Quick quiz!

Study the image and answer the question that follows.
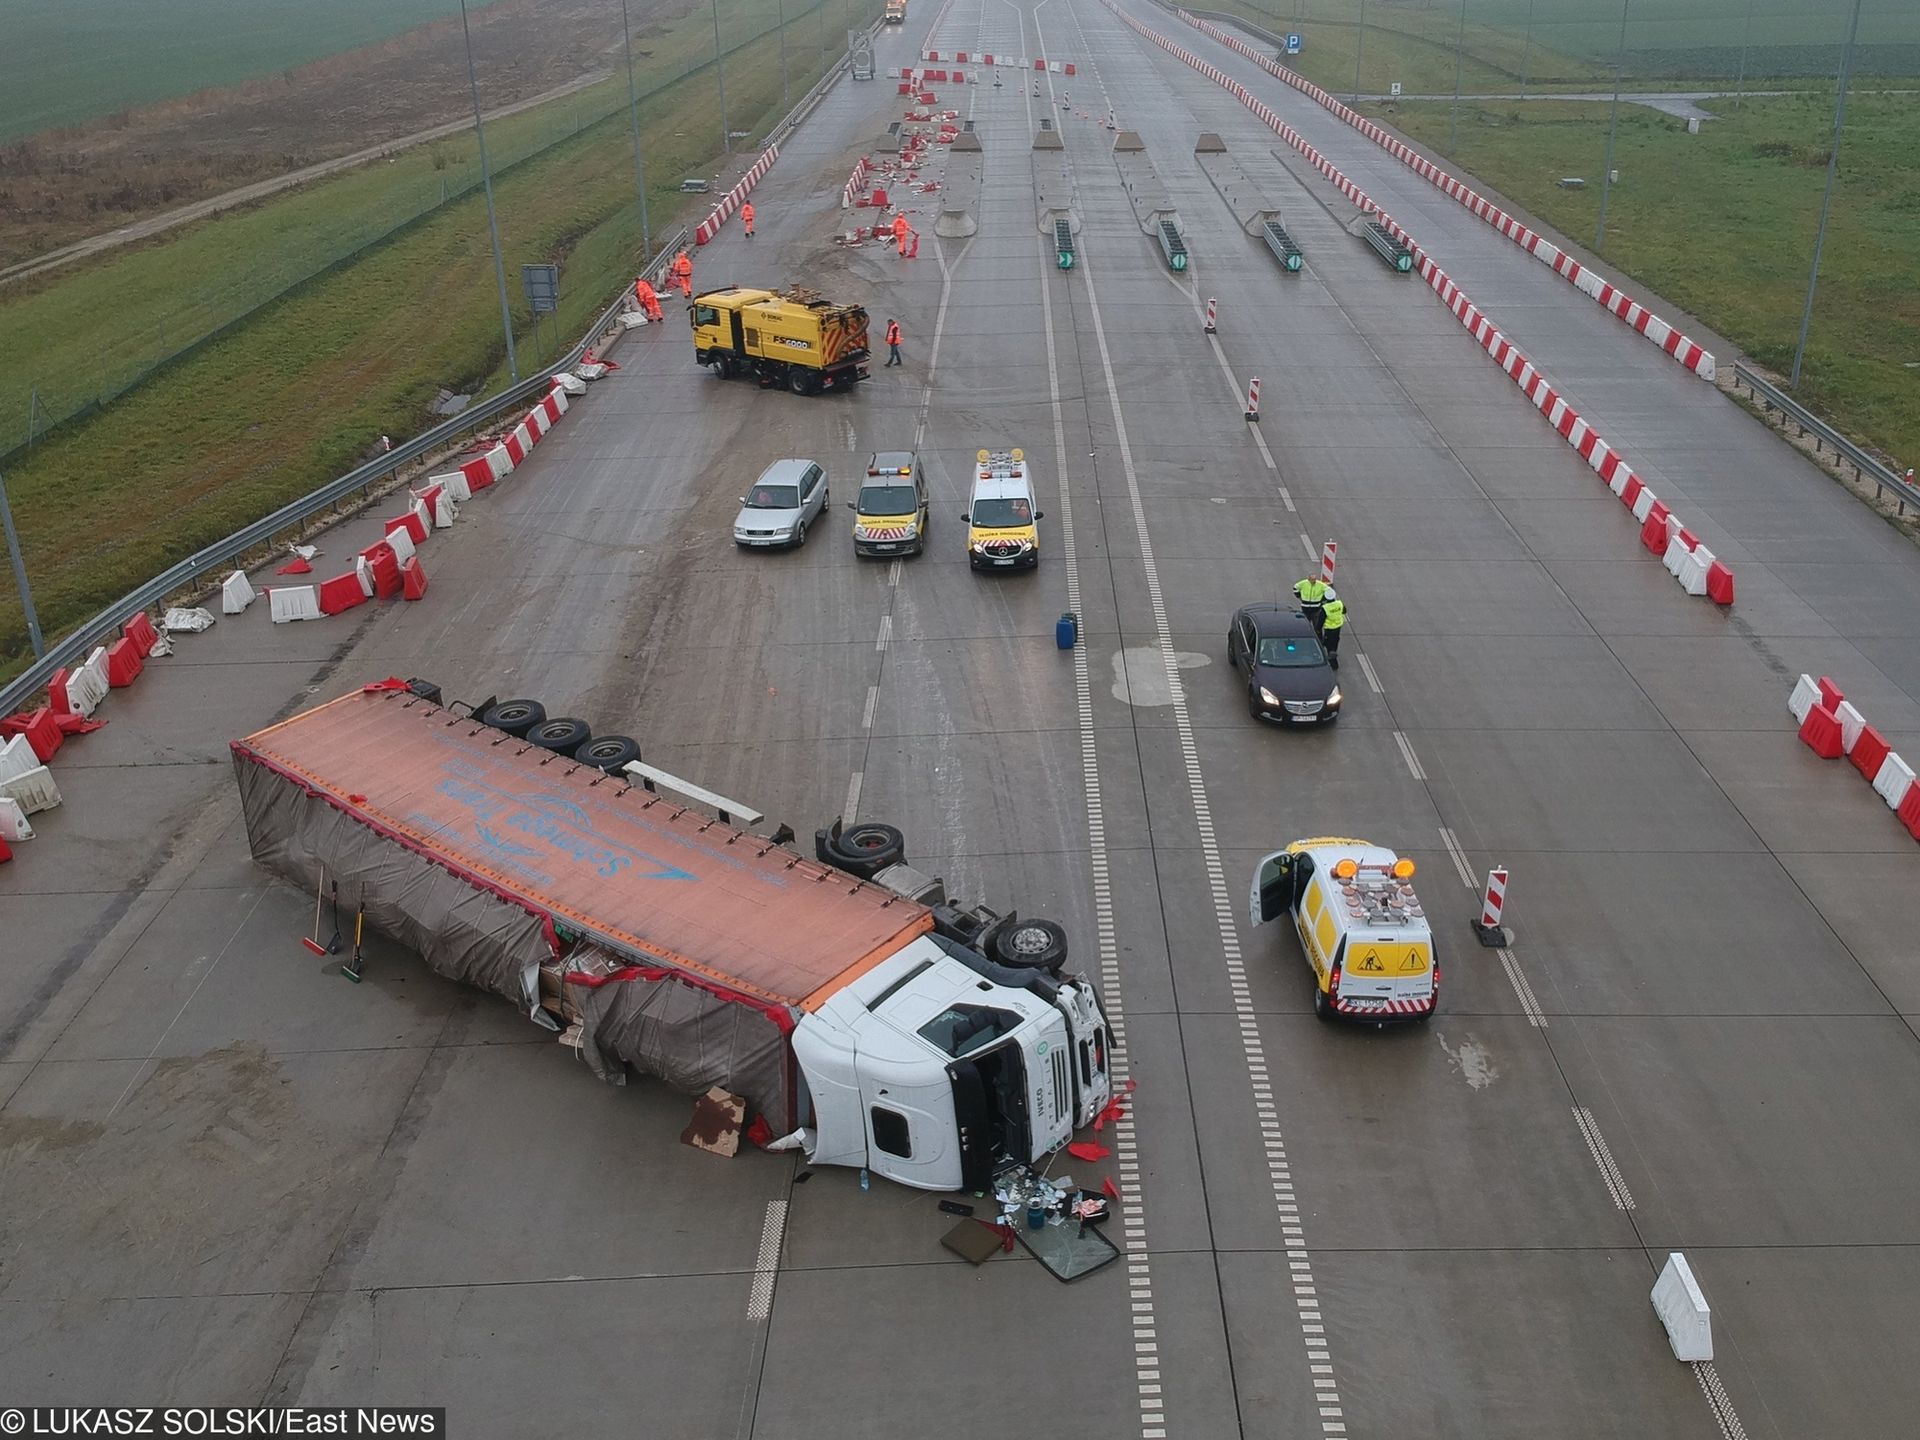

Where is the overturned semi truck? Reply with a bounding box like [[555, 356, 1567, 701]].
[[231, 680, 1113, 1191]]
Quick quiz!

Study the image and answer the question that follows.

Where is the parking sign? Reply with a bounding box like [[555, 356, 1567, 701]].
[[1285, 32, 1302, 54]]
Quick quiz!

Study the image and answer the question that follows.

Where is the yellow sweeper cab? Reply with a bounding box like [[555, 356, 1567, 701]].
[[1250, 837, 1438, 1024], [690, 286, 870, 395]]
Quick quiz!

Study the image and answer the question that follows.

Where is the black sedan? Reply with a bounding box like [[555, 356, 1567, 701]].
[[1226, 604, 1342, 724]]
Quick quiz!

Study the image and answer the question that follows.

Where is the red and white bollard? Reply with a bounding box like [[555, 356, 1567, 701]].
[[1473, 867, 1510, 947], [1319, 539, 1337, 586], [1204, 297, 1217, 334], [1245, 376, 1261, 422]]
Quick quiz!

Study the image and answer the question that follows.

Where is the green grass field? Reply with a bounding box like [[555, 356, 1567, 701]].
[[0, 1, 877, 669], [4, 0, 478, 141], [1368, 91, 1920, 476], [1, 0, 851, 457], [1211, 0, 1920, 92]]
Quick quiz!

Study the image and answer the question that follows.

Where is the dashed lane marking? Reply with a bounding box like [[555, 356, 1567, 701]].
[[888, 558, 903, 587], [862, 685, 879, 730], [1277, 484, 1296, 512], [1062, 194, 1351, 1440], [843, 769, 863, 823], [1299, 532, 1317, 561], [1436, 826, 1476, 889], [1392, 729, 1426, 781], [1500, 949, 1546, 1027], [1572, 1106, 1635, 1210], [876, 613, 892, 651], [1693, 1360, 1750, 1440], [1354, 651, 1383, 695], [746, 1199, 787, 1319]]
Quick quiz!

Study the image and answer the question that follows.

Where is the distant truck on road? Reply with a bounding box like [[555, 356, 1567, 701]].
[[232, 681, 1113, 1192], [691, 285, 870, 395], [884, 0, 907, 22]]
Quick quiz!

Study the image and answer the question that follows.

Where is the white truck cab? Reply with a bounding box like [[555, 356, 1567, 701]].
[[794, 936, 1111, 1191]]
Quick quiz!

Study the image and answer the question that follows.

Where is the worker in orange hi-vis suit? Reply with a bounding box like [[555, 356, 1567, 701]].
[[892, 213, 909, 255], [673, 250, 693, 297], [742, 201, 756, 238], [634, 278, 663, 322]]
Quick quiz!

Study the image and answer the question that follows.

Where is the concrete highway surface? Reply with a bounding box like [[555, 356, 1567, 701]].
[[3, 0, 1918, 1434]]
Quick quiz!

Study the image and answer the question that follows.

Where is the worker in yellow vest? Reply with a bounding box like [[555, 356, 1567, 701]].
[[1320, 595, 1346, 667], [1294, 574, 1330, 633]]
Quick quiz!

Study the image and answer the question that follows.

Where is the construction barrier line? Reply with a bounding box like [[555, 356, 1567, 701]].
[[695, 142, 781, 245], [1102, 0, 1732, 607], [1169, 8, 1715, 381]]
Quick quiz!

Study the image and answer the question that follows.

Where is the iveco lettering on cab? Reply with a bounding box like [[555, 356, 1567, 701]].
[[232, 682, 1113, 1191], [1250, 837, 1438, 1023]]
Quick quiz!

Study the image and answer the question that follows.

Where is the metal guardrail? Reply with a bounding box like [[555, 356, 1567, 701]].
[[1732, 363, 1917, 515], [1263, 220, 1303, 271], [0, 230, 685, 717], [0, 11, 888, 716], [1362, 220, 1413, 272]]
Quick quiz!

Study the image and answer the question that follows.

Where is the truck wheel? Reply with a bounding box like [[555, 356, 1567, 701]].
[[527, 717, 592, 756], [829, 821, 906, 876], [789, 369, 811, 395], [480, 698, 546, 737], [990, 918, 1069, 973], [1313, 984, 1333, 1022], [711, 356, 733, 380], [575, 735, 641, 771]]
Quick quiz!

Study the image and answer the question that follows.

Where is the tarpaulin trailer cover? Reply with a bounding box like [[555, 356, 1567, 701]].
[[231, 688, 937, 1123]]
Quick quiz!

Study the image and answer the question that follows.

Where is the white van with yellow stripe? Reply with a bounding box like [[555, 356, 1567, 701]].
[[1250, 837, 1437, 1024]]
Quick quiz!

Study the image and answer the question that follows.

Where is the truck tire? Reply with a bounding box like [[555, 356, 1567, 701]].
[[480, 698, 546, 737], [711, 356, 734, 381], [989, 917, 1069, 973], [828, 821, 906, 876], [527, 717, 591, 756], [575, 735, 641, 771], [1313, 984, 1333, 1022], [789, 369, 812, 396]]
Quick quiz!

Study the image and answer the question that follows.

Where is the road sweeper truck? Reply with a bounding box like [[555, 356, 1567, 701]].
[[231, 680, 1112, 1192]]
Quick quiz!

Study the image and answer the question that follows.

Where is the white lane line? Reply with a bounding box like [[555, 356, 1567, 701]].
[[843, 769, 863, 822], [1056, 180, 1350, 1440], [875, 614, 892, 651], [1277, 484, 1296, 512], [1038, 187, 1166, 1440], [888, 558, 903, 587], [746, 1199, 788, 1319], [1500, 948, 1546, 1028], [1571, 1106, 1636, 1210], [1354, 651, 1383, 695], [1436, 826, 1475, 889], [845, 419, 858, 452], [1693, 1361, 1751, 1440], [862, 685, 879, 729], [1392, 730, 1426, 781], [1299, 532, 1316, 561]]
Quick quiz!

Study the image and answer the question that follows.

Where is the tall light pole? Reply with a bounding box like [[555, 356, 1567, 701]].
[[0, 470, 44, 661], [1352, 0, 1366, 103], [1447, 0, 1466, 153], [458, 0, 518, 383], [1518, 0, 1536, 99], [619, 0, 652, 262], [1791, 0, 1864, 390], [776, 0, 790, 108], [710, 0, 732, 153], [1733, 0, 1757, 106], [1593, 0, 1630, 252]]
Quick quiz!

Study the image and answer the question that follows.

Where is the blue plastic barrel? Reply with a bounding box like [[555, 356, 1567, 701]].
[[1056, 612, 1078, 649]]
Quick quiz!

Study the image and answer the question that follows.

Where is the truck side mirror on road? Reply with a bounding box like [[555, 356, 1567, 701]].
[[960, 512, 970, 522], [1035, 511, 1046, 521], [846, 501, 856, 509]]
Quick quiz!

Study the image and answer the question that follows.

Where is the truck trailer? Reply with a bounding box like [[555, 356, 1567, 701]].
[[231, 681, 1112, 1191], [690, 285, 870, 395]]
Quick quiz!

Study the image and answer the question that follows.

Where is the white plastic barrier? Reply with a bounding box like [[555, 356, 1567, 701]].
[[422, 488, 457, 528], [0, 796, 32, 842], [382, 524, 417, 564], [61, 661, 110, 717], [513, 422, 537, 455], [1788, 674, 1820, 724], [577, 362, 610, 381], [1651, 1253, 1712, 1361], [222, 571, 257, 614], [268, 585, 323, 623], [1678, 544, 1713, 597], [432, 470, 472, 503], [1662, 531, 1690, 579], [355, 555, 376, 599], [485, 444, 514, 480], [525, 408, 550, 439], [1631, 486, 1659, 522], [0, 735, 38, 785], [161, 607, 215, 633], [1834, 701, 1866, 756], [408, 496, 433, 536], [552, 374, 587, 397], [1872, 752, 1915, 809], [617, 310, 649, 330], [0, 764, 63, 816], [82, 645, 111, 697]]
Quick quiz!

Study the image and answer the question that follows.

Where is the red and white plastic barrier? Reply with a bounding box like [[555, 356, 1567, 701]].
[[1245, 377, 1261, 421], [1791, 674, 1920, 842], [1319, 540, 1337, 585], [695, 142, 780, 245], [924, 50, 1075, 73], [1479, 868, 1508, 929], [1170, 9, 1715, 381], [842, 155, 874, 208], [1204, 296, 1217, 333], [1105, 2, 1733, 607]]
